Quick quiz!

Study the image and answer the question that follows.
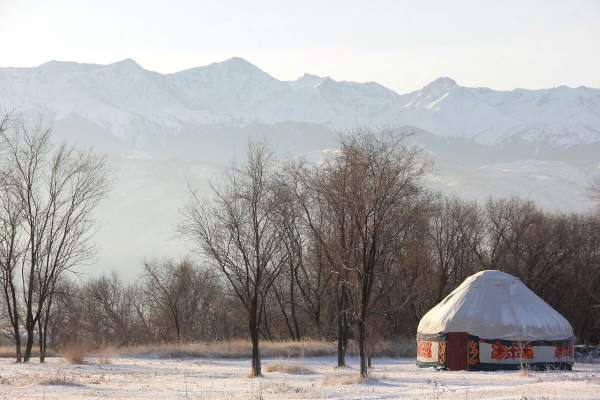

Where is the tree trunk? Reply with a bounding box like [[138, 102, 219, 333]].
[[260, 303, 273, 341], [410, 302, 420, 324], [14, 331, 22, 363], [250, 304, 261, 377], [337, 324, 346, 367], [38, 297, 52, 364], [38, 318, 44, 363], [275, 288, 296, 340], [23, 256, 37, 362], [170, 305, 181, 343], [23, 326, 34, 362], [336, 282, 349, 367], [3, 284, 21, 362], [358, 315, 368, 378], [290, 268, 301, 341], [38, 321, 47, 363]]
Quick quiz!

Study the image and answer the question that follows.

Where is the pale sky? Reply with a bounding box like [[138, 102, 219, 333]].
[[1, 0, 599, 94]]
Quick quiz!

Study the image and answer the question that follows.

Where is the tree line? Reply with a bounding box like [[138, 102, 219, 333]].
[[0, 117, 599, 379]]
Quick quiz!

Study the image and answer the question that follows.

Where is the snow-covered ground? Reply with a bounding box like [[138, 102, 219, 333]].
[[1, 356, 598, 399]]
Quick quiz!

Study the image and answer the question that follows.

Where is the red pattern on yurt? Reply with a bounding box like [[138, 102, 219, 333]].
[[554, 343, 573, 358], [417, 341, 432, 358], [491, 342, 534, 360]]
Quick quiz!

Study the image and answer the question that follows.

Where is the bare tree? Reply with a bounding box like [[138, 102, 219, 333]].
[[271, 184, 310, 341], [141, 258, 219, 343], [282, 153, 357, 367], [84, 271, 136, 346], [337, 127, 431, 378], [0, 112, 24, 362], [281, 127, 431, 375], [178, 141, 284, 377], [0, 114, 111, 362], [428, 197, 482, 302]]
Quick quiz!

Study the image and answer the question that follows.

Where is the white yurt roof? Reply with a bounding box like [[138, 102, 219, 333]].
[[417, 270, 573, 341]]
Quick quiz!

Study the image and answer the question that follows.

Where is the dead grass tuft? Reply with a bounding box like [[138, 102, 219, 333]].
[[322, 374, 369, 386], [61, 339, 87, 363], [340, 375, 367, 385], [39, 373, 84, 387], [264, 358, 312, 374], [245, 369, 263, 379], [93, 345, 116, 364], [322, 369, 386, 387]]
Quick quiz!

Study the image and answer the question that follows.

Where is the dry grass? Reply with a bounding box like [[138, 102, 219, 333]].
[[322, 371, 386, 387], [118, 339, 336, 359], [0, 339, 415, 363], [39, 372, 84, 387], [117, 339, 414, 360], [0, 345, 57, 359], [93, 345, 116, 364], [264, 358, 312, 374], [322, 372, 367, 386], [373, 340, 416, 358], [339, 375, 367, 385], [61, 339, 87, 363], [347, 339, 416, 358]]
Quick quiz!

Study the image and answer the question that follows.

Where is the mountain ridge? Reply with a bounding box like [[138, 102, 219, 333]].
[[19, 57, 600, 91], [2, 57, 598, 276], [1, 57, 600, 166]]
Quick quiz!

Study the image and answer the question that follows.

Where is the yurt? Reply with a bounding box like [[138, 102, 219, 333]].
[[416, 270, 574, 371]]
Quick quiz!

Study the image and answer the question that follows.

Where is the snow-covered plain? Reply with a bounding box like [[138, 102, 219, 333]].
[[1, 356, 598, 399]]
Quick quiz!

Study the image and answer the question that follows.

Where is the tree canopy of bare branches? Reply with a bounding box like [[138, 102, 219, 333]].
[[0, 112, 111, 362], [329, 127, 432, 377], [178, 141, 284, 377]]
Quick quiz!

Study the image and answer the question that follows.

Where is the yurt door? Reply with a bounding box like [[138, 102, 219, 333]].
[[446, 332, 468, 370]]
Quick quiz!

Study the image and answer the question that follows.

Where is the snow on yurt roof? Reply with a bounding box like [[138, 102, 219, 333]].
[[417, 270, 573, 341]]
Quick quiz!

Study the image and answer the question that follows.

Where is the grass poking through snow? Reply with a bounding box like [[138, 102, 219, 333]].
[[264, 358, 312, 374]]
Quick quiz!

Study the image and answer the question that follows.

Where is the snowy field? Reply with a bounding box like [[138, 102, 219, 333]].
[[0, 357, 598, 399]]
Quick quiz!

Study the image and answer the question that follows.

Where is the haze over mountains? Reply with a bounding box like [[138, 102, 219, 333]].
[[1, 58, 599, 277], [3, 57, 600, 163]]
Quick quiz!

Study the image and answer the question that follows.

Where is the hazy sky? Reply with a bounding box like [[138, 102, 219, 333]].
[[1, 0, 599, 93]]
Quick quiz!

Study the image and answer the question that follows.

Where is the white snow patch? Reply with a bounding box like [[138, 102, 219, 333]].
[[425, 91, 450, 110], [0, 356, 597, 399]]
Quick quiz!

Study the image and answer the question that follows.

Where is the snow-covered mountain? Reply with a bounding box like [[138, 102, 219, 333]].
[[2, 58, 600, 165], [1, 58, 599, 277]]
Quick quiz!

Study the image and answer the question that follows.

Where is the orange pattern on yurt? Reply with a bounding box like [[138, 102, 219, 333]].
[[554, 343, 573, 358], [417, 341, 432, 358], [438, 341, 446, 364], [469, 340, 478, 365]]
